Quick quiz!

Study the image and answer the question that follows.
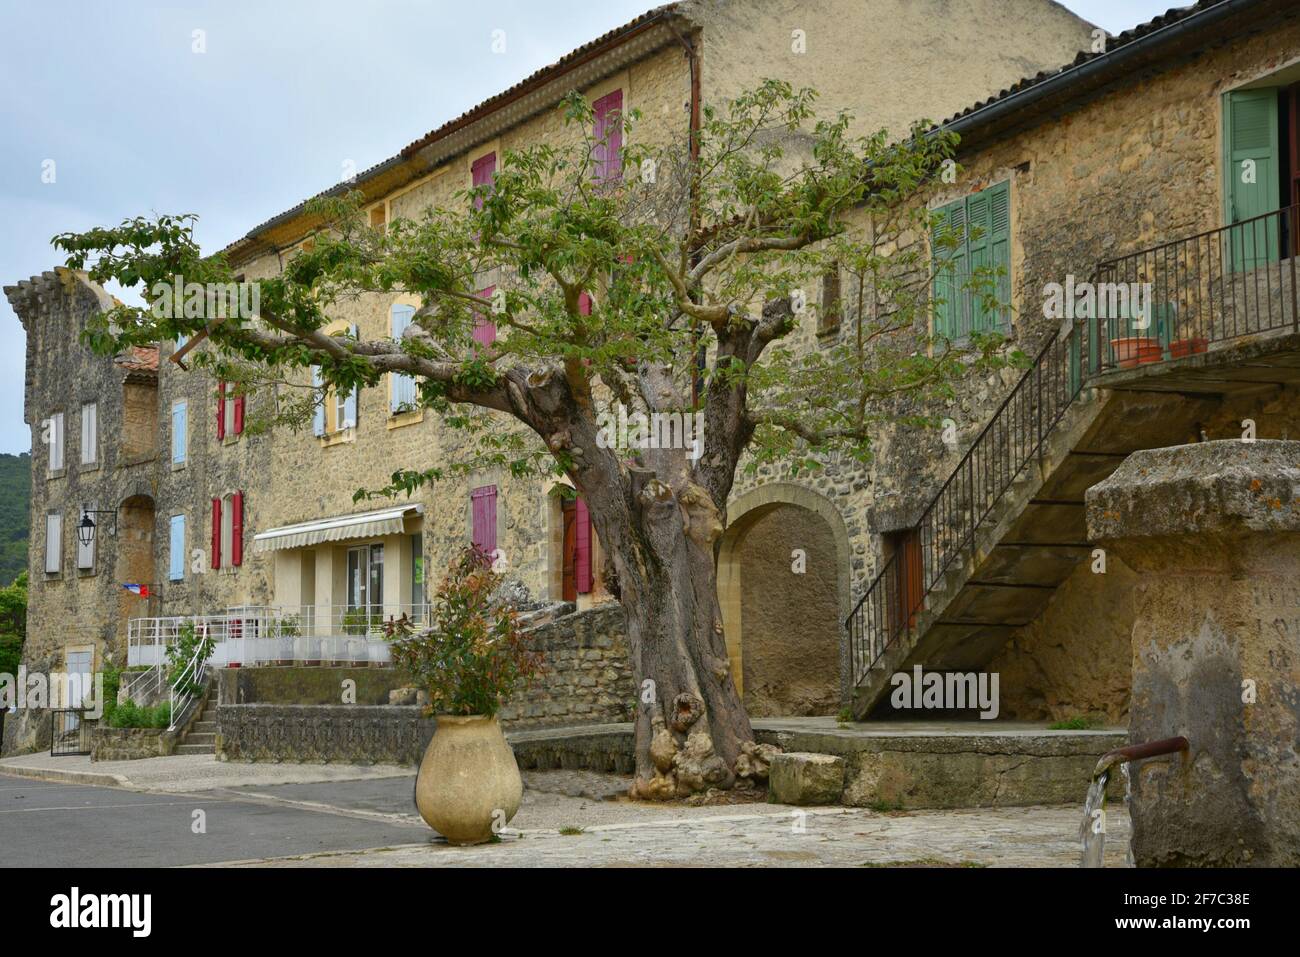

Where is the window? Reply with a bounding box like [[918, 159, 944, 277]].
[[216, 382, 244, 439], [592, 89, 624, 184], [471, 152, 496, 209], [45, 512, 62, 574], [169, 514, 186, 581], [48, 412, 64, 473], [470, 485, 497, 554], [312, 324, 359, 436], [76, 506, 95, 571], [473, 285, 497, 347], [347, 543, 384, 613], [211, 492, 244, 569], [1222, 85, 1296, 267], [931, 180, 1011, 340], [171, 401, 188, 464], [411, 533, 424, 606], [369, 205, 387, 231], [390, 304, 418, 413], [80, 402, 98, 464]]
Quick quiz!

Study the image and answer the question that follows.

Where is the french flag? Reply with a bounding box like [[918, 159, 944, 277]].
[[121, 583, 150, 598]]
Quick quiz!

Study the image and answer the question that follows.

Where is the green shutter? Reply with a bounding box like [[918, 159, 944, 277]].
[[931, 198, 963, 340], [988, 180, 1011, 332], [1224, 88, 1280, 271]]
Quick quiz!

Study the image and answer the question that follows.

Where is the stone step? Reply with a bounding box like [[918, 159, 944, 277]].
[[174, 743, 215, 755], [191, 720, 218, 733], [183, 732, 216, 745]]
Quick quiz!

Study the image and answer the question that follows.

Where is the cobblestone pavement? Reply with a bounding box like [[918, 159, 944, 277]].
[[210, 797, 1130, 868]]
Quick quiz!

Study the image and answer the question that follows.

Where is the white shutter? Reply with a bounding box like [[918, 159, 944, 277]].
[[49, 412, 64, 472], [45, 513, 62, 574], [76, 506, 95, 570], [81, 403, 97, 464], [169, 515, 186, 581], [312, 367, 326, 436], [172, 402, 188, 463], [391, 305, 417, 412], [345, 324, 359, 429]]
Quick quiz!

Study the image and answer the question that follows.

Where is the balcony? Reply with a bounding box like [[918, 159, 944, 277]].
[[126, 604, 431, 669]]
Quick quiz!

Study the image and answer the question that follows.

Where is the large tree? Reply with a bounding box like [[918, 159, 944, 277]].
[[57, 82, 1006, 797]]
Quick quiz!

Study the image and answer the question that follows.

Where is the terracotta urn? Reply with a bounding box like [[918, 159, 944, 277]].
[[414, 714, 523, 845]]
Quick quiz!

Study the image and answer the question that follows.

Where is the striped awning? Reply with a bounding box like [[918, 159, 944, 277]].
[[252, 504, 424, 553]]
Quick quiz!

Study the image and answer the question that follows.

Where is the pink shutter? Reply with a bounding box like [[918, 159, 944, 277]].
[[471, 485, 497, 555], [231, 491, 244, 567], [578, 291, 592, 316], [473, 285, 497, 346], [216, 382, 226, 440], [593, 90, 623, 183], [210, 498, 222, 569], [471, 152, 496, 209], [575, 497, 592, 593]]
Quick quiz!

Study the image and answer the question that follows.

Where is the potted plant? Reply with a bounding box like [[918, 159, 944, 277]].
[[387, 547, 542, 845], [1169, 336, 1209, 358], [1108, 335, 1163, 368]]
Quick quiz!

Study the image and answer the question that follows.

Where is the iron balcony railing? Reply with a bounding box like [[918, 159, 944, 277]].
[[847, 204, 1300, 687]]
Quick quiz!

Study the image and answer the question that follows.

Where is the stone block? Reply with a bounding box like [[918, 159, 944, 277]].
[[768, 752, 845, 805]]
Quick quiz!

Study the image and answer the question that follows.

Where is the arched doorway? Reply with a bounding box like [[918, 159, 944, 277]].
[[717, 484, 850, 717], [115, 494, 157, 652]]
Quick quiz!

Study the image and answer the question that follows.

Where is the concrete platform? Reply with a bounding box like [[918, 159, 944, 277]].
[[510, 717, 1127, 809]]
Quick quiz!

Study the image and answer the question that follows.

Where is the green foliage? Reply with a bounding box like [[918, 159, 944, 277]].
[[1049, 715, 1102, 731], [387, 547, 542, 717], [165, 620, 214, 697], [0, 454, 31, 587], [106, 699, 171, 729], [99, 664, 122, 724], [0, 572, 27, 681]]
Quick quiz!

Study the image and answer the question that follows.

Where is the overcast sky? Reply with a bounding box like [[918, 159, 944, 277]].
[[0, 0, 1180, 454]]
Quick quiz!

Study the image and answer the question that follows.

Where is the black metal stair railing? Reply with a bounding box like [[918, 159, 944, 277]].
[[847, 203, 1300, 689]]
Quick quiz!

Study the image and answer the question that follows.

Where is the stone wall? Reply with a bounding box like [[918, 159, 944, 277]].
[[91, 726, 176, 762], [501, 603, 634, 727]]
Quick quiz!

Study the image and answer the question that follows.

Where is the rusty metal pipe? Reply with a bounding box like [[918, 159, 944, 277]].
[[1093, 735, 1188, 780]]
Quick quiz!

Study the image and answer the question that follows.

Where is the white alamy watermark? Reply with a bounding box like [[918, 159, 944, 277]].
[[889, 665, 999, 719], [1, 668, 105, 719], [1041, 275, 1153, 326], [596, 405, 704, 460], [150, 274, 259, 321], [50, 888, 151, 937]]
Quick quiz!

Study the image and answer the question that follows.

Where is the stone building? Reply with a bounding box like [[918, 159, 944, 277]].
[[44, 0, 1300, 756]]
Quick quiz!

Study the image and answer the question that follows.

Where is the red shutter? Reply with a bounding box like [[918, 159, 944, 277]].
[[471, 485, 497, 555], [210, 498, 221, 569], [231, 491, 244, 567], [578, 291, 592, 316], [473, 284, 497, 346], [593, 90, 623, 183], [233, 394, 245, 435], [471, 152, 496, 209], [575, 496, 593, 593], [216, 382, 226, 440]]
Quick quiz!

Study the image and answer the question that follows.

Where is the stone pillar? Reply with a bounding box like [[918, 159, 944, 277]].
[[1087, 440, 1300, 866]]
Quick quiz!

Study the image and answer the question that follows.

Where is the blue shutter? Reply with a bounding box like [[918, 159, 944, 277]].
[[390, 304, 417, 412], [312, 366, 326, 436], [169, 515, 185, 581], [344, 323, 360, 429], [171, 402, 187, 463]]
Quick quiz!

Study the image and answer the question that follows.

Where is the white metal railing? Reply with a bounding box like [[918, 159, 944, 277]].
[[127, 604, 430, 669], [168, 639, 211, 731]]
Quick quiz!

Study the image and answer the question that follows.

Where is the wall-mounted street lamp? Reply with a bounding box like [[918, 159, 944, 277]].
[[77, 506, 118, 547]]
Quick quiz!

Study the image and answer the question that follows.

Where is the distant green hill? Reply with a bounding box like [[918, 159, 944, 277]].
[[0, 453, 31, 586]]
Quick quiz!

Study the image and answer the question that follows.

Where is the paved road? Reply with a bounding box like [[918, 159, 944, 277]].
[[0, 772, 429, 867]]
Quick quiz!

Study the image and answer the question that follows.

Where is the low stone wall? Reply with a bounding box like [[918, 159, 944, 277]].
[[217, 704, 434, 764], [216, 667, 407, 706], [502, 603, 634, 727], [91, 726, 177, 762]]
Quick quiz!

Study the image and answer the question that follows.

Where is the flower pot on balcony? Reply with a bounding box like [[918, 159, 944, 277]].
[[414, 714, 522, 846], [1109, 336, 1163, 368], [1169, 336, 1208, 359]]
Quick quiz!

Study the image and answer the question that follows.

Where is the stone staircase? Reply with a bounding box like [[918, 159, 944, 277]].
[[852, 384, 1224, 717], [174, 687, 218, 756]]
